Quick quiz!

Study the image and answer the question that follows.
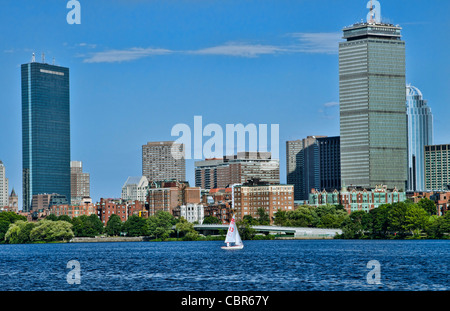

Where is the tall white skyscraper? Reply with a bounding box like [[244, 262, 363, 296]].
[[406, 85, 433, 191], [0, 161, 9, 208]]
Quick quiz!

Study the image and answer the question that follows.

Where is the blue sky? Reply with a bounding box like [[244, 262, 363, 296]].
[[0, 0, 449, 207]]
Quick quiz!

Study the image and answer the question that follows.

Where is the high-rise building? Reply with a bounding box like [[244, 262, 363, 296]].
[[286, 136, 325, 201], [195, 152, 279, 190], [71, 161, 90, 206], [339, 5, 407, 190], [424, 144, 450, 191], [142, 141, 186, 182], [406, 85, 433, 191], [22, 59, 71, 211], [317, 136, 341, 191], [0, 161, 9, 207]]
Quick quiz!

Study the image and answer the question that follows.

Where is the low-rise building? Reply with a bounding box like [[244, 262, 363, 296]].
[[121, 176, 149, 203], [309, 185, 406, 213], [203, 202, 233, 224], [96, 198, 147, 225], [408, 191, 450, 215], [49, 202, 97, 218], [147, 180, 201, 216], [179, 203, 204, 224]]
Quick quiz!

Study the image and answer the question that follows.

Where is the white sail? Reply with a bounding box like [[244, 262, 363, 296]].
[[224, 216, 237, 243], [222, 215, 244, 249], [234, 225, 243, 246]]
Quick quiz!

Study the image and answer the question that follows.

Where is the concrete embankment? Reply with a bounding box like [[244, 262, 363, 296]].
[[70, 236, 146, 243]]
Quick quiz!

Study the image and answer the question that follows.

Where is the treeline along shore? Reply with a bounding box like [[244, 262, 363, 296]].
[[0, 198, 449, 244]]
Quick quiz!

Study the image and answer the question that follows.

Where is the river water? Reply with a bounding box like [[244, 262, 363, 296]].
[[0, 240, 448, 291]]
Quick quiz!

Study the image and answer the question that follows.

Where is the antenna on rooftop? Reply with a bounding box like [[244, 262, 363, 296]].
[[31, 53, 35, 63], [42, 52, 45, 63], [369, 0, 374, 23], [52, 57, 55, 65], [366, 0, 381, 24]]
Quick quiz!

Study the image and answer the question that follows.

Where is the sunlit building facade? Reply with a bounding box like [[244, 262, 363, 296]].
[[339, 22, 407, 190], [406, 85, 433, 191]]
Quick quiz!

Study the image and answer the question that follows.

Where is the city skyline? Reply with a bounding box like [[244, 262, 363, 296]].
[[0, 0, 449, 207]]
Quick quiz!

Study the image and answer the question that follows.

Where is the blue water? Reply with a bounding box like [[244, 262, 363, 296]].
[[0, 240, 448, 291]]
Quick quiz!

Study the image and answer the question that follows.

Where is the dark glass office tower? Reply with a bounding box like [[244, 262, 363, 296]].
[[339, 20, 407, 190], [22, 60, 71, 211], [317, 136, 341, 191]]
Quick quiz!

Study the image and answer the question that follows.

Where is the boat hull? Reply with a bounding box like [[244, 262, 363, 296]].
[[221, 245, 244, 250]]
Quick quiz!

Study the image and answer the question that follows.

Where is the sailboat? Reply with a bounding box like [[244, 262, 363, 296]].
[[221, 215, 244, 250]]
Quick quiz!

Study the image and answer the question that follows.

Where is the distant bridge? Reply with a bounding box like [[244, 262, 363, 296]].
[[193, 224, 342, 238]]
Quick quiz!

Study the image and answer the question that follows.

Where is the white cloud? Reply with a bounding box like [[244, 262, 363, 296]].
[[289, 32, 342, 54], [189, 42, 287, 58], [78, 43, 97, 49], [323, 101, 339, 108], [80, 32, 341, 63], [83, 47, 173, 63], [319, 101, 339, 119]]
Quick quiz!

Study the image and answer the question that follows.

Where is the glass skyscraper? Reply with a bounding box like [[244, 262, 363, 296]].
[[22, 60, 71, 212], [406, 84, 433, 191], [339, 19, 407, 190]]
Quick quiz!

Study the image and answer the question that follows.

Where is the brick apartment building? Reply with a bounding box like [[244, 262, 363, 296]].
[[49, 202, 97, 218], [232, 179, 294, 223], [96, 199, 147, 225], [408, 191, 450, 216], [147, 180, 201, 216]]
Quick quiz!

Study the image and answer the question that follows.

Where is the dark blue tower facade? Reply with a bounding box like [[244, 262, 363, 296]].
[[22, 61, 70, 211]]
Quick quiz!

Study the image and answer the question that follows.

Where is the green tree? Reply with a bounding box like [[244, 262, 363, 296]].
[[45, 214, 58, 221], [71, 214, 104, 237], [175, 217, 200, 241], [404, 205, 430, 237], [57, 215, 72, 223], [147, 211, 175, 240], [340, 211, 371, 239], [319, 209, 348, 228], [105, 214, 123, 236], [70, 216, 84, 237], [175, 217, 195, 237], [183, 230, 199, 241], [417, 198, 436, 216], [242, 215, 258, 225], [123, 215, 149, 237], [427, 213, 450, 239], [256, 208, 270, 225], [366, 204, 390, 239], [274, 210, 288, 226], [4, 221, 36, 244], [237, 220, 256, 240], [29, 220, 74, 242], [387, 202, 409, 237], [202, 216, 222, 224], [287, 206, 314, 227], [0, 212, 27, 242]]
